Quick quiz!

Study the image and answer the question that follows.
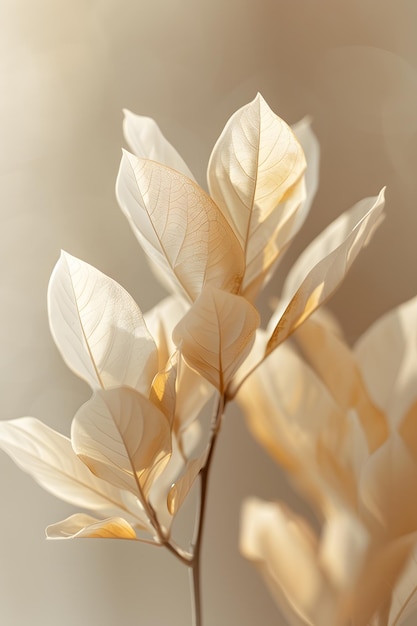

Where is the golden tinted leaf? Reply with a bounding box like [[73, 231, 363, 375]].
[[266, 189, 386, 355], [46, 513, 138, 540]]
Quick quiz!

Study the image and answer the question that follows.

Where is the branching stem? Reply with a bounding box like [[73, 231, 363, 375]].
[[156, 393, 226, 625]]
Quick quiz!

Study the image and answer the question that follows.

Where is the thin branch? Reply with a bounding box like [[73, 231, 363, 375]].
[[188, 393, 226, 626]]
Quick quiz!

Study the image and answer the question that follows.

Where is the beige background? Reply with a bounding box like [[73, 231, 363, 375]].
[[1, 0, 417, 624]]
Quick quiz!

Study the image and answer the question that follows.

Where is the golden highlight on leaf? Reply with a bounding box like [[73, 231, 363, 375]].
[[46, 514, 138, 540], [266, 189, 386, 355]]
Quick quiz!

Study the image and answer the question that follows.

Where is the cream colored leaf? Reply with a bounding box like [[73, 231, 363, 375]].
[[123, 109, 196, 180], [356, 534, 417, 626], [46, 513, 138, 540], [148, 434, 190, 531], [174, 355, 216, 435], [295, 316, 388, 453], [167, 450, 207, 516], [144, 296, 189, 367], [319, 510, 369, 591], [172, 285, 260, 392], [266, 189, 386, 354], [0, 417, 148, 527], [207, 93, 306, 296], [355, 294, 417, 428], [72, 387, 171, 501], [241, 178, 306, 300], [359, 434, 417, 538], [116, 152, 245, 302], [242, 117, 320, 300], [48, 251, 157, 394], [237, 342, 364, 511], [240, 498, 338, 626], [146, 297, 216, 433]]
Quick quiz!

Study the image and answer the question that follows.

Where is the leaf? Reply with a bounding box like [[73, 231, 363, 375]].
[[46, 513, 138, 540], [359, 434, 417, 538], [240, 178, 307, 300], [355, 533, 417, 626], [116, 152, 245, 302], [266, 188, 386, 355], [123, 109, 196, 180], [167, 451, 207, 516], [207, 93, 306, 296], [294, 315, 388, 453], [144, 296, 189, 367], [0, 417, 149, 528], [237, 341, 366, 511], [354, 294, 417, 428], [172, 285, 260, 392], [240, 498, 337, 626], [145, 296, 216, 433], [48, 251, 157, 393], [71, 387, 171, 501], [150, 351, 178, 422], [319, 510, 369, 592]]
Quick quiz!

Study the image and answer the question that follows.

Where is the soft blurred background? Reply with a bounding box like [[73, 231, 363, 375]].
[[1, 0, 417, 624]]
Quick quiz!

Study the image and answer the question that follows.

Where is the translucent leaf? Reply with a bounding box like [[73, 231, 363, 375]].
[[241, 178, 306, 300], [172, 285, 260, 392], [146, 296, 216, 433], [242, 117, 320, 300], [48, 251, 157, 393], [72, 387, 171, 501], [0, 417, 148, 528], [116, 152, 245, 302], [355, 534, 417, 626], [359, 434, 417, 538], [355, 294, 417, 428], [123, 110, 196, 180], [148, 434, 190, 531], [319, 510, 369, 591], [237, 342, 365, 511], [240, 498, 338, 626], [144, 296, 189, 367], [295, 315, 388, 453], [46, 513, 138, 540], [167, 451, 207, 516], [266, 188, 386, 354], [207, 93, 306, 296]]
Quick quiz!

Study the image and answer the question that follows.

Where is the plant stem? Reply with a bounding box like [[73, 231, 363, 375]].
[[188, 393, 225, 626]]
